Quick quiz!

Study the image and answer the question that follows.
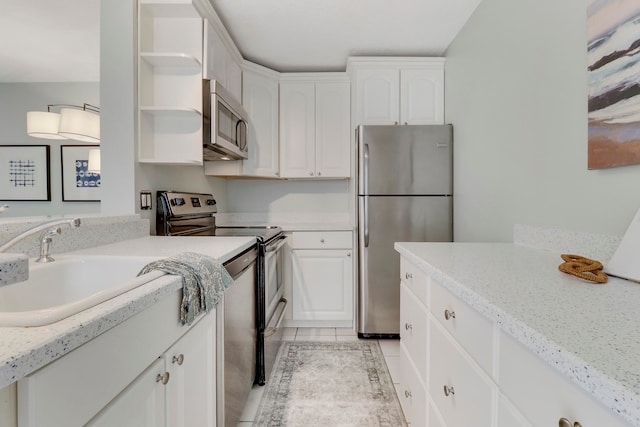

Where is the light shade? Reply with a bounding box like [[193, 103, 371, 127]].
[[26, 111, 68, 140], [88, 149, 101, 173], [58, 108, 100, 143]]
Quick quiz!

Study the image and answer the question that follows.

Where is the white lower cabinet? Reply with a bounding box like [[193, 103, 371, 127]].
[[429, 317, 495, 427], [87, 358, 166, 426], [18, 291, 216, 427], [285, 231, 354, 326], [398, 254, 634, 427], [500, 331, 632, 427], [497, 393, 531, 427], [88, 313, 215, 426], [291, 249, 352, 321], [399, 343, 427, 426]]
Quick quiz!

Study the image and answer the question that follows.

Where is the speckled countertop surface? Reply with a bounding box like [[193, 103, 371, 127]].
[[395, 242, 640, 426], [0, 235, 255, 389]]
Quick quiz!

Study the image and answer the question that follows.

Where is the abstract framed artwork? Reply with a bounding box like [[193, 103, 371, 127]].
[[61, 145, 101, 202], [0, 145, 51, 201], [587, 0, 640, 169]]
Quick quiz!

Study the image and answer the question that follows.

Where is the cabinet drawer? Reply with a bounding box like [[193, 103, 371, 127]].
[[430, 279, 494, 377], [400, 257, 428, 306], [499, 331, 633, 427], [400, 283, 428, 382], [399, 344, 427, 426], [288, 231, 352, 249], [498, 392, 531, 427], [429, 318, 495, 427]]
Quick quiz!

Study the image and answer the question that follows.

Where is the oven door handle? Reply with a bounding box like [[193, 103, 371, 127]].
[[264, 298, 287, 337], [265, 235, 287, 253]]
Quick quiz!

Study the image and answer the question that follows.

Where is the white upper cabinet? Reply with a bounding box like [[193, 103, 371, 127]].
[[137, 0, 204, 165], [349, 57, 445, 126], [203, 20, 242, 103], [279, 75, 351, 179], [241, 64, 280, 177]]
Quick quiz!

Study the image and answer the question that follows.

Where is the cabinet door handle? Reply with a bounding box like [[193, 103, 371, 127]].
[[443, 385, 455, 396], [317, 171, 321, 176], [444, 309, 456, 320], [404, 323, 413, 331], [156, 372, 170, 385], [404, 390, 412, 398], [559, 419, 582, 427], [347, 252, 351, 257], [172, 354, 184, 365], [405, 272, 413, 280], [309, 171, 314, 176], [320, 238, 325, 243]]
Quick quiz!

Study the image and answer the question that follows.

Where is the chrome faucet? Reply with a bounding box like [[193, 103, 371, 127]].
[[0, 218, 81, 261]]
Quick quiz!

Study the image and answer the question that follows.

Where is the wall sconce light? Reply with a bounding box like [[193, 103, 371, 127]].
[[27, 103, 100, 143], [88, 148, 101, 173]]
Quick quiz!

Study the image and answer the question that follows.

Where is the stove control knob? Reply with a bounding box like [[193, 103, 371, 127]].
[[171, 197, 185, 206], [206, 199, 217, 206]]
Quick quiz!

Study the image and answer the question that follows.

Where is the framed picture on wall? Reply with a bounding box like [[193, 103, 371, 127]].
[[0, 145, 51, 201], [61, 145, 101, 202]]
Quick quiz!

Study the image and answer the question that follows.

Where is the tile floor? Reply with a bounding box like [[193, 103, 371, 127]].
[[237, 327, 402, 426]]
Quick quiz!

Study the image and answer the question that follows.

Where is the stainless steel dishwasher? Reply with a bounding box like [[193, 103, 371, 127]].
[[218, 245, 257, 427]]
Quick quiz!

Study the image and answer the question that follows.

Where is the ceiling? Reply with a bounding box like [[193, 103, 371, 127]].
[[210, 0, 483, 72], [0, 0, 100, 82], [0, 0, 481, 82]]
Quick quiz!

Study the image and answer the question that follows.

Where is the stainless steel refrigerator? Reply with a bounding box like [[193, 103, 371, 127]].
[[357, 124, 453, 338]]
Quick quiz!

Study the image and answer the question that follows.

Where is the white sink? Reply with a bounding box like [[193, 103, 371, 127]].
[[0, 255, 165, 327]]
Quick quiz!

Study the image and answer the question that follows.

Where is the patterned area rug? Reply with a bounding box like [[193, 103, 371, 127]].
[[253, 341, 407, 426]]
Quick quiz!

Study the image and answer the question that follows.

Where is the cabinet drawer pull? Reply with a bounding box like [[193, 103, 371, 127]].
[[404, 323, 413, 331], [559, 419, 582, 427], [443, 385, 455, 396], [405, 272, 412, 280], [309, 171, 314, 176], [320, 238, 325, 243], [156, 372, 170, 385], [172, 354, 184, 365], [404, 390, 412, 398], [444, 309, 456, 320]]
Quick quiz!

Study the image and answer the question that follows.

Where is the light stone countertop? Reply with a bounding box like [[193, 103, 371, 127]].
[[395, 242, 640, 426], [0, 235, 255, 388]]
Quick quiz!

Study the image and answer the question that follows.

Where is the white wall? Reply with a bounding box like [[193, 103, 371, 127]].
[[226, 179, 349, 214], [0, 82, 101, 217], [445, 0, 640, 242]]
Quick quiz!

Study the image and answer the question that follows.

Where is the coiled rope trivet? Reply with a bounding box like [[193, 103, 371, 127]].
[[558, 254, 608, 283]]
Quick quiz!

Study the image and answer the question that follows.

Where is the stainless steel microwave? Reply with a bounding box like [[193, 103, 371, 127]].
[[203, 79, 249, 161]]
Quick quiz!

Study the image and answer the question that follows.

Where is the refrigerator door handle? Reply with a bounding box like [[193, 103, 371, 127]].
[[363, 143, 370, 247], [364, 196, 369, 247], [363, 143, 369, 196]]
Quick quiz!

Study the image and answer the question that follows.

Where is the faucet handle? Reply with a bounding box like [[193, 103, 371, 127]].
[[35, 227, 62, 263]]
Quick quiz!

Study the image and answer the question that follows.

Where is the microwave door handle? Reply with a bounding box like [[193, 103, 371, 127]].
[[236, 120, 248, 150]]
